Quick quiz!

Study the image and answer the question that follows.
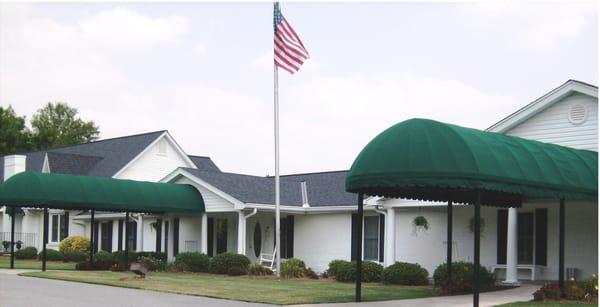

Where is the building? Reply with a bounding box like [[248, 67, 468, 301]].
[[0, 80, 596, 282]]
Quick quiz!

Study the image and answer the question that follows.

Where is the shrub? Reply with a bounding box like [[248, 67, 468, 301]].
[[64, 251, 88, 262], [76, 261, 112, 271], [139, 256, 166, 272], [165, 262, 184, 272], [306, 267, 319, 279], [59, 236, 90, 254], [533, 289, 545, 301], [327, 259, 350, 278], [383, 262, 429, 286], [94, 250, 114, 264], [174, 252, 209, 272], [14, 247, 37, 259], [38, 249, 65, 261], [581, 274, 598, 298], [137, 251, 167, 262], [281, 258, 306, 278], [336, 261, 383, 282], [248, 262, 273, 276], [565, 286, 586, 301], [540, 283, 562, 300], [209, 252, 250, 275], [2, 241, 10, 250], [112, 251, 139, 264], [433, 262, 494, 293], [228, 266, 247, 276]]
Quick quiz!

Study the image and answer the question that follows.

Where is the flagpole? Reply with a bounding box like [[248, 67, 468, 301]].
[[274, 64, 281, 278]]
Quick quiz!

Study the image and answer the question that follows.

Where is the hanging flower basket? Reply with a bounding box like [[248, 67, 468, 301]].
[[412, 216, 429, 230]]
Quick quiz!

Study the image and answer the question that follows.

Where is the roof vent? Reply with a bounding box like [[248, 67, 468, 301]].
[[568, 104, 588, 125], [300, 181, 309, 208]]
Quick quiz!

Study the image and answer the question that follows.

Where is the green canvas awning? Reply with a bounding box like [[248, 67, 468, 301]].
[[0, 172, 205, 213], [346, 118, 598, 206]]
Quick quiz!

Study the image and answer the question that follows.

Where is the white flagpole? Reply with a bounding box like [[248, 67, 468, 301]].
[[274, 64, 281, 277]]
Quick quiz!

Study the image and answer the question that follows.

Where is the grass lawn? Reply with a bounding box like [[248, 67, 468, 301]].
[[497, 302, 597, 306], [0, 256, 76, 270], [21, 271, 437, 304]]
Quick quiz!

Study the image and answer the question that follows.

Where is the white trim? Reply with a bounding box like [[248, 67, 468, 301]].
[[42, 154, 50, 173], [487, 80, 598, 133], [112, 132, 197, 178]]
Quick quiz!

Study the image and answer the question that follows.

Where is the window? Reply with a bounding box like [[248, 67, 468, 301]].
[[51, 215, 59, 242], [517, 212, 534, 264], [497, 209, 547, 266], [363, 216, 379, 261], [50, 213, 68, 243], [126, 221, 137, 251]]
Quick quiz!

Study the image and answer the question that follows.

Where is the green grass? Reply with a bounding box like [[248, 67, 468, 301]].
[[21, 271, 437, 304], [0, 256, 76, 270], [497, 302, 596, 306]]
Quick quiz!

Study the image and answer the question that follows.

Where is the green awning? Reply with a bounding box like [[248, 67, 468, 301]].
[[0, 172, 205, 213], [346, 118, 598, 206]]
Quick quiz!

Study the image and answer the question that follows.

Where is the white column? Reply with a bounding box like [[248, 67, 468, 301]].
[[385, 207, 396, 267], [201, 214, 208, 254], [2, 211, 10, 233], [237, 211, 246, 255], [167, 218, 175, 262], [136, 215, 144, 252], [504, 207, 520, 285]]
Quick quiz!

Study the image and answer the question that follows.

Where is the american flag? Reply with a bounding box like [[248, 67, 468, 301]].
[[273, 2, 309, 74]]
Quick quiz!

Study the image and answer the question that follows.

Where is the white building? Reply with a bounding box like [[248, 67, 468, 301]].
[[0, 80, 596, 282]]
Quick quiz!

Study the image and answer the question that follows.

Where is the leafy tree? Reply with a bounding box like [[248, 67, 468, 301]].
[[30, 102, 99, 150], [0, 106, 31, 155]]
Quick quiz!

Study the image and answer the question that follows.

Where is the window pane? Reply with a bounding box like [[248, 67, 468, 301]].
[[51, 215, 59, 242], [364, 216, 379, 261], [518, 213, 534, 264], [60, 215, 68, 241], [127, 221, 137, 250]]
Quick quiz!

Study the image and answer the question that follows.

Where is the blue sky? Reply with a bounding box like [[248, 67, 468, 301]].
[[1, 2, 597, 175]]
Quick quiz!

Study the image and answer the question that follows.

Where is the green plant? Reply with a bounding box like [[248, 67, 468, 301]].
[[14, 246, 37, 259], [335, 261, 383, 282], [468, 217, 485, 233], [38, 249, 65, 261], [59, 236, 90, 254], [2, 241, 9, 251], [64, 251, 88, 262], [540, 283, 562, 300], [248, 262, 273, 276], [209, 252, 250, 275], [281, 258, 306, 278], [174, 252, 210, 272], [137, 251, 167, 262], [533, 289, 545, 301], [94, 250, 114, 264], [412, 216, 429, 230], [75, 261, 112, 271], [327, 259, 350, 278], [305, 267, 319, 279], [383, 262, 429, 286], [111, 251, 138, 264], [165, 262, 184, 272], [564, 286, 586, 300], [139, 256, 166, 271], [433, 262, 494, 294], [581, 274, 598, 298]]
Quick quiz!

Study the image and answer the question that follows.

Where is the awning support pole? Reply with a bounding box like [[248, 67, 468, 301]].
[[125, 211, 129, 268], [447, 201, 453, 291], [89, 209, 95, 264], [10, 207, 15, 269], [473, 192, 481, 307], [559, 198, 565, 295], [355, 193, 364, 302], [42, 208, 48, 272]]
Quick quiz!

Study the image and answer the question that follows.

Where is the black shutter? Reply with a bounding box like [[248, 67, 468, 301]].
[[173, 218, 180, 256], [63, 212, 69, 240], [164, 220, 169, 259], [131, 221, 137, 251], [379, 214, 385, 263], [497, 209, 508, 264], [535, 209, 548, 266], [93, 221, 99, 254], [155, 219, 162, 253], [118, 220, 123, 251], [207, 218, 214, 257], [286, 216, 294, 258], [107, 221, 113, 252], [351, 213, 359, 261]]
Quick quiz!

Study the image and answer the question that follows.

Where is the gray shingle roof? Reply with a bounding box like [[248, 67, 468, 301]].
[[0, 131, 165, 181], [183, 168, 355, 207], [188, 155, 220, 172]]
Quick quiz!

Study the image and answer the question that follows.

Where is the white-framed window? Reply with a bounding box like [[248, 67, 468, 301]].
[[363, 216, 380, 261], [50, 214, 68, 243]]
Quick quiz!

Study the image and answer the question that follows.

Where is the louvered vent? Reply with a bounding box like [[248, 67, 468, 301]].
[[568, 104, 588, 125]]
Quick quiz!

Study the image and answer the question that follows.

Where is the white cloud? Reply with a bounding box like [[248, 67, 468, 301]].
[[193, 42, 207, 54]]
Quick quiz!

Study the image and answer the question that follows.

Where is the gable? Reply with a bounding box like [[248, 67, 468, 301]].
[[506, 93, 598, 151], [115, 134, 196, 182], [171, 175, 237, 212]]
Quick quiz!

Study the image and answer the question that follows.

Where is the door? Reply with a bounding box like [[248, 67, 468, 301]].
[[100, 221, 113, 252]]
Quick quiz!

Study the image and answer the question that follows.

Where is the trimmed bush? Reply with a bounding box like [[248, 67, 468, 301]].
[[76, 261, 112, 271], [64, 251, 88, 262], [59, 236, 90, 254], [139, 256, 166, 272], [137, 251, 167, 262], [209, 252, 250, 275], [94, 250, 114, 264], [38, 249, 65, 261], [383, 262, 429, 285], [14, 246, 37, 259], [564, 286, 586, 301], [281, 258, 306, 278], [174, 252, 209, 272], [327, 259, 350, 278], [306, 267, 319, 279], [336, 261, 383, 282], [112, 251, 139, 264], [433, 262, 494, 293], [248, 262, 273, 276]]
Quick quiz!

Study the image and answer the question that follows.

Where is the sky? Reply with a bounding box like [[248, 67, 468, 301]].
[[0, 1, 597, 176]]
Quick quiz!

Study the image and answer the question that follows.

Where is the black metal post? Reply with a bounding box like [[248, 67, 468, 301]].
[[473, 192, 481, 307], [125, 212, 129, 268], [42, 208, 48, 272], [10, 207, 15, 269], [559, 198, 565, 295], [89, 209, 95, 264], [355, 193, 364, 302], [447, 201, 453, 290]]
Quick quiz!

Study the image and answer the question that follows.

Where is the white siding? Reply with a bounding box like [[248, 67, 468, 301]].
[[173, 177, 236, 212], [178, 216, 202, 253], [245, 214, 276, 261], [506, 93, 598, 151], [116, 136, 194, 182]]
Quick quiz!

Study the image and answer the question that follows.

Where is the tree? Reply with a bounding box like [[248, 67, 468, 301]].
[[30, 102, 99, 150], [0, 106, 31, 155]]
